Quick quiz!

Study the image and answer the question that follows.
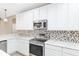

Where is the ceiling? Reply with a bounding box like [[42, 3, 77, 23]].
[[0, 3, 48, 19]]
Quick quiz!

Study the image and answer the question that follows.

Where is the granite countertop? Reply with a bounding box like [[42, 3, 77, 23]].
[[0, 34, 16, 41], [45, 39, 79, 51], [0, 34, 34, 41], [16, 35, 34, 41]]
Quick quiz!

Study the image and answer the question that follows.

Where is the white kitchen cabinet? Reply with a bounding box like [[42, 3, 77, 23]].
[[7, 36, 32, 56], [16, 39, 29, 56], [48, 3, 79, 30], [48, 4, 58, 30], [67, 4, 79, 29], [48, 3, 69, 30], [7, 39, 17, 54], [45, 39, 79, 56], [39, 5, 48, 20], [45, 44, 62, 56], [23, 10, 33, 30], [33, 5, 48, 20], [33, 8, 40, 20], [16, 13, 23, 30], [63, 48, 79, 56], [62, 53, 73, 56], [45, 47, 62, 56], [16, 10, 33, 30], [16, 4, 79, 30], [56, 3, 69, 30]]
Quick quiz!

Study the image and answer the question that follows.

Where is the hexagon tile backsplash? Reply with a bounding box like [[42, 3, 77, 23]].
[[16, 30, 79, 43]]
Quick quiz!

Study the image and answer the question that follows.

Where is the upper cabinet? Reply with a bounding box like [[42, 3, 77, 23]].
[[16, 4, 79, 30], [48, 4, 69, 30], [56, 3, 69, 30], [68, 4, 79, 30], [16, 13, 24, 30], [33, 8, 40, 20], [56, 3, 79, 30], [33, 5, 48, 20], [16, 10, 33, 30], [48, 4, 58, 30], [23, 10, 33, 30], [39, 5, 48, 20], [48, 3, 79, 30]]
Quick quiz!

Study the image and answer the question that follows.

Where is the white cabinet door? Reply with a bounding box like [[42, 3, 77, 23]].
[[16, 10, 33, 30], [7, 39, 17, 54], [63, 53, 73, 56], [23, 10, 33, 30], [39, 5, 48, 20], [48, 4, 58, 30], [45, 44, 62, 56], [68, 4, 79, 30], [63, 48, 79, 56], [17, 39, 29, 56], [33, 8, 40, 20], [16, 13, 23, 30], [45, 47, 62, 56], [56, 3, 69, 30], [33, 5, 48, 20], [48, 3, 79, 30]]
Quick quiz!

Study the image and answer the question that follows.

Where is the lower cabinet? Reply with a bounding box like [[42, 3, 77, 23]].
[[63, 52, 73, 56], [63, 48, 79, 56], [7, 39, 17, 54], [45, 48, 62, 56], [16, 39, 29, 56], [7, 38, 29, 56], [0, 40, 7, 52], [45, 44, 62, 56], [45, 44, 79, 56]]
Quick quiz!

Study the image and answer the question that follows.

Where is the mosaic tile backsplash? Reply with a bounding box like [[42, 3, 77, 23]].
[[49, 30, 79, 43], [16, 30, 79, 43]]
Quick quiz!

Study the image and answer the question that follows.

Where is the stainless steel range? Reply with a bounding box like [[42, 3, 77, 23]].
[[29, 38, 47, 56], [29, 19, 49, 56]]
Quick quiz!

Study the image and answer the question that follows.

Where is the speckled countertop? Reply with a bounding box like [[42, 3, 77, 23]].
[[45, 39, 79, 51], [0, 34, 16, 41], [0, 34, 34, 41]]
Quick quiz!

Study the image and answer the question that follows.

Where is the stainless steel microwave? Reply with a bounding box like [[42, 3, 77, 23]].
[[33, 19, 47, 30]]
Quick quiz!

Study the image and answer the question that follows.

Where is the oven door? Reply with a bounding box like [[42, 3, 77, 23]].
[[29, 43, 43, 56]]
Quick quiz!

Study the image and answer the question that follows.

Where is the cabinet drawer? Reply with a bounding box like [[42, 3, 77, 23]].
[[63, 48, 79, 56], [45, 52, 60, 56], [45, 44, 62, 51], [19, 39, 29, 43], [63, 52, 73, 56], [45, 47, 62, 56]]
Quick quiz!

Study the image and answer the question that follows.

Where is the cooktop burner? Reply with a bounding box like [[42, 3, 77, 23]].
[[31, 38, 47, 42], [36, 40, 47, 42]]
